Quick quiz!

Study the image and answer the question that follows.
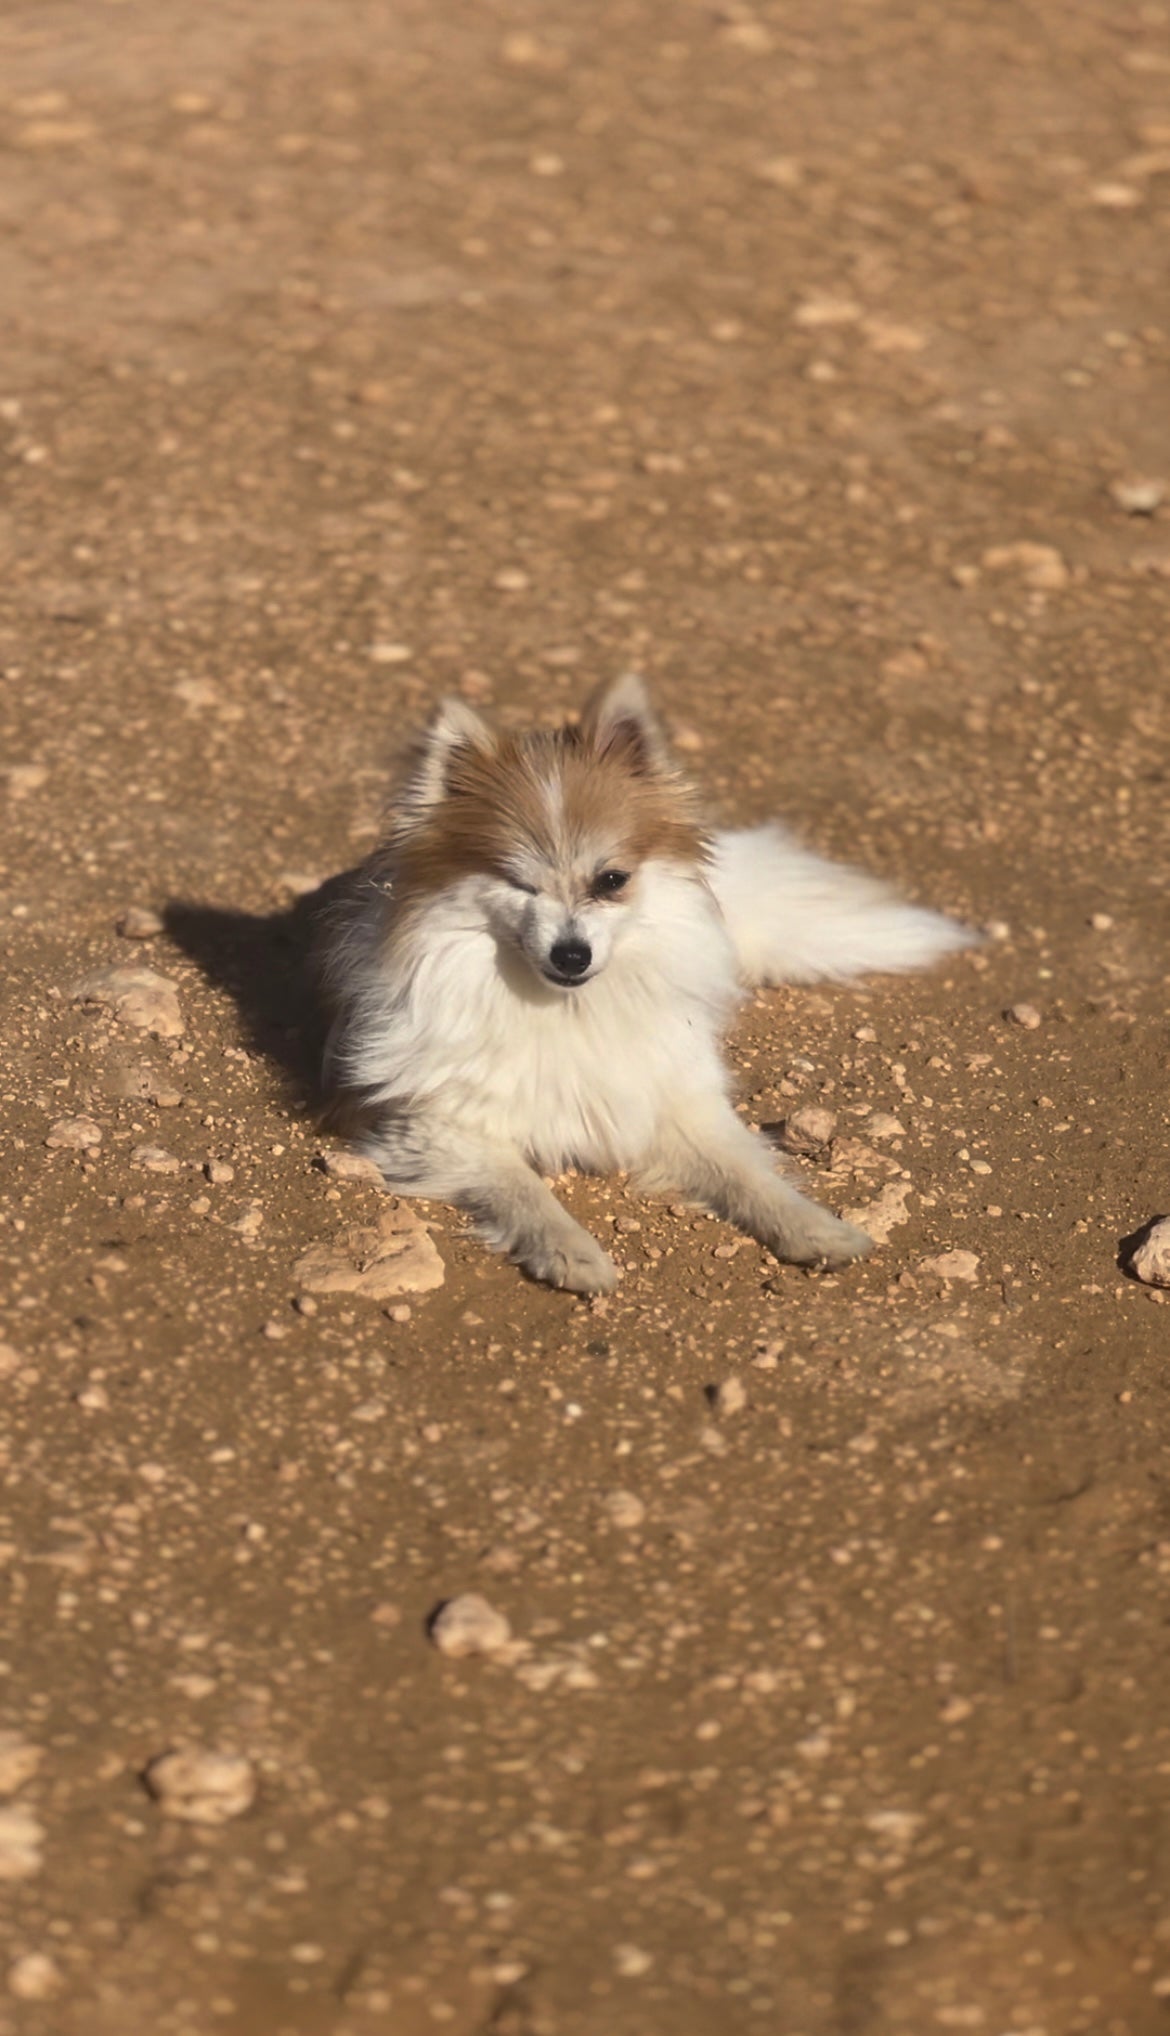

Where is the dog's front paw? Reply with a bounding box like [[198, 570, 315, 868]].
[[521, 1228, 619, 1295], [772, 1205, 875, 1271]]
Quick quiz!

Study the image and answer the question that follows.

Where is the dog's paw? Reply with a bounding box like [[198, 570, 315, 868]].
[[521, 1228, 619, 1295], [771, 1206, 875, 1271]]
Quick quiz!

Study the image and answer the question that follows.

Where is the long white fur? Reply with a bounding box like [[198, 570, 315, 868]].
[[321, 685, 972, 1292], [709, 823, 973, 985]]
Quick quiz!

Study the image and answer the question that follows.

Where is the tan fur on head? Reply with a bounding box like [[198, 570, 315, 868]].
[[389, 680, 708, 900]]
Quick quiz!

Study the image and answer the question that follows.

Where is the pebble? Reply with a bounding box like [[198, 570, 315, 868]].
[[131, 1145, 181, 1174], [7, 1953, 62, 2001], [492, 567, 530, 592], [792, 294, 861, 329], [602, 1490, 646, 1530], [0, 1734, 41, 1795], [1127, 1217, 1170, 1289], [45, 1116, 102, 1150], [316, 1148, 383, 1183], [428, 1593, 512, 1659], [0, 1806, 45, 1881], [865, 1112, 906, 1140], [367, 642, 413, 664], [709, 1374, 747, 1416], [142, 1748, 258, 1824], [776, 1105, 837, 1155], [613, 1944, 654, 1978], [1005, 1002, 1042, 1029], [981, 541, 1070, 591], [1110, 476, 1165, 515], [274, 870, 321, 900], [1089, 912, 1114, 931], [843, 1179, 913, 1245], [918, 1249, 981, 1283], [205, 1159, 234, 1184], [4, 762, 49, 799], [294, 1201, 445, 1298], [71, 965, 184, 1039], [115, 906, 164, 939]]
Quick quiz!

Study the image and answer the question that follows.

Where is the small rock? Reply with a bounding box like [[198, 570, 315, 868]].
[[981, 541, 1069, 591], [142, 1748, 257, 1825], [231, 1204, 264, 1240], [866, 1112, 906, 1140], [862, 316, 927, 354], [776, 1105, 837, 1155], [4, 763, 48, 799], [115, 906, 164, 939], [1127, 1216, 1170, 1289], [429, 1593, 512, 1659], [602, 1490, 646, 1530], [72, 965, 184, 1039], [613, 1945, 654, 1978], [792, 295, 861, 329], [709, 1374, 747, 1417], [45, 1115, 102, 1150], [1005, 1002, 1042, 1029], [316, 1148, 383, 1184], [492, 567, 530, 592], [1110, 476, 1165, 516], [919, 1249, 980, 1283], [1088, 912, 1115, 931], [0, 1806, 45, 1881], [8, 1953, 62, 2001], [1088, 180, 1141, 208], [0, 1735, 41, 1796], [755, 155, 802, 187], [366, 642, 413, 664], [864, 1808, 924, 1844], [205, 1159, 234, 1184], [843, 1179, 913, 1246], [131, 1145, 181, 1174], [274, 870, 321, 900], [294, 1201, 444, 1298]]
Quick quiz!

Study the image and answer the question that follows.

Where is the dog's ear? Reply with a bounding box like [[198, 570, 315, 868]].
[[399, 697, 496, 819], [579, 673, 672, 776]]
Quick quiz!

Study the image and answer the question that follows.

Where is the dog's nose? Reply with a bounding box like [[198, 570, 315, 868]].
[[549, 937, 592, 979]]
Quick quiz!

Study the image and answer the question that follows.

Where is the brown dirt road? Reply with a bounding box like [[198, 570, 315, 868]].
[[2, 2, 1170, 2031]]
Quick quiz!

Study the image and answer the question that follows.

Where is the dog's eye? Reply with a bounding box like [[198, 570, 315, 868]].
[[594, 869, 630, 898], [506, 874, 538, 896]]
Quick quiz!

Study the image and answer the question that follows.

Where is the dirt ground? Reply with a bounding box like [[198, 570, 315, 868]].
[[2, 1, 1170, 2030]]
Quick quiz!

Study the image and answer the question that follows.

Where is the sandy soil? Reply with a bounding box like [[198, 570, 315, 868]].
[[2, 2, 1170, 2031]]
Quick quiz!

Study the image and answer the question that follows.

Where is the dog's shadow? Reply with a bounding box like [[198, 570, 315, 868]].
[[164, 879, 350, 1111]]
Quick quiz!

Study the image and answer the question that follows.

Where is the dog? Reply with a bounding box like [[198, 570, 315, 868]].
[[317, 675, 970, 1293]]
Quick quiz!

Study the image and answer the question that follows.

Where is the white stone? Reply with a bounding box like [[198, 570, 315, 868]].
[[602, 1490, 646, 1530], [45, 1116, 102, 1150], [143, 1748, 257, 1825], [0, 1806, 45, 1880], [294, 1201, 445, 1298], [1128, 1217, 1170, 1289], [0, 1734, 41, 1795], [429, 1594, 512, 1659], [72, 965, 184, 1038], [919, 1249, 980, 1283]]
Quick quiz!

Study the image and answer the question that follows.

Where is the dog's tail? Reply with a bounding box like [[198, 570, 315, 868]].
[[708, 823, 974, 986]]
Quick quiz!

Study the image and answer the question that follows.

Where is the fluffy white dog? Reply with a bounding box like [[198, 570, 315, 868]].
[[318, 676, 970, 1292]]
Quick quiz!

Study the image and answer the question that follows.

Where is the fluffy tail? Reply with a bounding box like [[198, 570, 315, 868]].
[[709, 823, 973, 986]]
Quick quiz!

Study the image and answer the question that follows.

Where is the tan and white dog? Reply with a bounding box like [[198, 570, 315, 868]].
[[318, 676, 969, 1292]]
